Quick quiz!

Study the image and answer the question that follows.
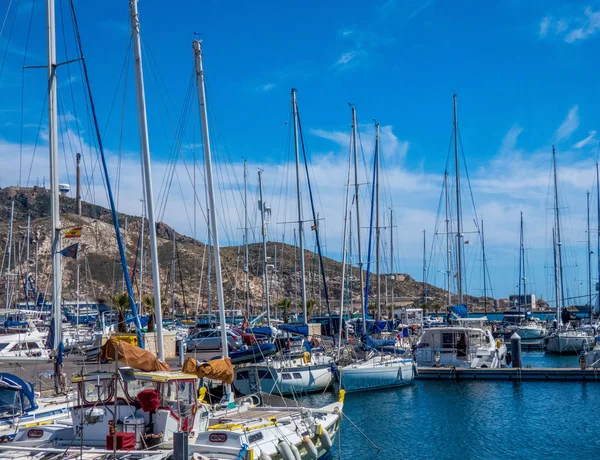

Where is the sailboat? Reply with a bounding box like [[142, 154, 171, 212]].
[[513, 213, 547, 341], [546, 147, 594, 354], [415, 94, 508, 369], [232, 89, 334, 397], [335, 109, 415, 393]]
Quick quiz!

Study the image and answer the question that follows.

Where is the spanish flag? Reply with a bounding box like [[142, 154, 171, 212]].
[[64, 226, 82, 239]]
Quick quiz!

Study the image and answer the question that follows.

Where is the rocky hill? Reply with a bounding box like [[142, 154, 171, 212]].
[[0, 186, 493, 316]]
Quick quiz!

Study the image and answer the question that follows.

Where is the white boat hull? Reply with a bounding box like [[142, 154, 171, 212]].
[[339, 358, 415, 393], [516, 326, 547, 340], [233, 363, 333, 396], [546, 333, 593, 354]]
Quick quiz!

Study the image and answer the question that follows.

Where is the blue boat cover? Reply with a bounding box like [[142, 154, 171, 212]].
[[278, 324, 309, 336], [213, 343, 278, 364], [3, 321, 27, 328], [0, 373, 37, 413], [449, 305, 468, 318], [246, 327, 273, 337], [365, 336, 396, 349]]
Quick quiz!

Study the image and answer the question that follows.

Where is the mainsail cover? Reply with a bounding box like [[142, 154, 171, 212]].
[[100, 337, 171, 372], [182, 357, 234, 384]]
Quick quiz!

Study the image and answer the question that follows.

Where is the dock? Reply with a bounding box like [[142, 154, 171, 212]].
[[416, 366, 600, 381]]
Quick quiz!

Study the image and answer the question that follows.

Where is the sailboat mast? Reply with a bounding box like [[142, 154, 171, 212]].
[[422, 229, 426, 308], [243, 160, 250, 318], [5, 200, 14, 309], [518, 212, 523, 311], [47, 0, 62, 393], [258, 169, 271, 327], [25, 214, 30, 309], [337, 144, 353, 352], [351, 106, 366, 332], [553, 227, 561, 323], [453, 94, 463, 305], [130, 0, 164, 359], [139, 198, 145, 306], [481, 219, 487, 314], [552, 146, 566, 310], [596, 162, 600, 320], [587, 190, 592, 320], [375, 122, 381, 320], [390, 209, 394, 314], [292, 89, 307, 321], [171, 232, 176, 319], [193, 39, 230, 356], [445, 170, 451, 308]]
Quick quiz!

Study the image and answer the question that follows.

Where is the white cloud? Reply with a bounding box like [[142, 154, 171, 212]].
[[310, 124, 409, 161], [555, 105, 579, 142], [408, 0, 434, 20], [539, 7, 600, 43], [2, 108, 598, 302], [256, 83, 275, 92], [573, 130, 596, 149], [565, 7, 600, 43], [539, 16, 552, 37], [335, 51, 358, 67], [500, 124, 523, 155]]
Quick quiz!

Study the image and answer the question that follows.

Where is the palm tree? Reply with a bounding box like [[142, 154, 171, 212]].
[[142, 295, 156, 332], [306, 299, 317, 321], [112, 292, 130, 333], [276, 298, 292, 323]]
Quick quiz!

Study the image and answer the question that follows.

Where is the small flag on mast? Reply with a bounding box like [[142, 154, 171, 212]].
[[64, 226, 82, 239], [58, 243, 79, 259]]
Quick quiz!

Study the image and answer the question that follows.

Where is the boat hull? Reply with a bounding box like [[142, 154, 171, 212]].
[[339, 358, 415, 393], [233, 363, 333, 396], [546, 333, 593, 354], [516, 326, 547, 340]]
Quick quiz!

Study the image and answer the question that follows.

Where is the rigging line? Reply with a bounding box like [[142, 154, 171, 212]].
[[457, 129, 479, 230], [18, 0, 36, 189], [68, 0, 143, 342], [173, 166, 195, 236], [0, 0, 14, 41], [296, 106, 333, 327], [25, 93, 48, 187], [0, 0, 20, 83], [100, 36, 133, 140], [155, 67, 195, 219], [112, 38, 132, 211]]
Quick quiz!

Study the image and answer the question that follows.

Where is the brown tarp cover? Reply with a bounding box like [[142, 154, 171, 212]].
[[182, 357, 234, 384], [100, 337, 171, 372]]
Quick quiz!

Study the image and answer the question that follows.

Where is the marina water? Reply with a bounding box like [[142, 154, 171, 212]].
[[302, 351, 600, 459]]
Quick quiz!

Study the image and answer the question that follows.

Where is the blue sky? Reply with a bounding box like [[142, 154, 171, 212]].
[[1, 0, 600, 304]]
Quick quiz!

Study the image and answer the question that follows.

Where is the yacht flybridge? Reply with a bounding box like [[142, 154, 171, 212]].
[[415, 326, 508, 368]]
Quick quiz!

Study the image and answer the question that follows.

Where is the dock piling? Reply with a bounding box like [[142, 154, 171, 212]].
[[511, 333, 522, 368]]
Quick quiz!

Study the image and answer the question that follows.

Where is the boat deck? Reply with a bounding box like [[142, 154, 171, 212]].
[[417, 366, 600, 381]]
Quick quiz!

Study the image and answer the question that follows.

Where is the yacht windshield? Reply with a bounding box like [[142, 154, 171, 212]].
[[0, 389, 21, 417]]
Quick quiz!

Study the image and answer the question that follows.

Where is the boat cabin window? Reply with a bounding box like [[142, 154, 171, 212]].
[[293, 373, 302, 379], [282, 373, 292, 380], [0, 389, 21, 417], [257, 370, 273, 380], [0, 344, 8, 352], [125, 379, 158, 403], [442, 333, 455, 348], [80, 377, 114, 405], [160, 380, 196, 428]]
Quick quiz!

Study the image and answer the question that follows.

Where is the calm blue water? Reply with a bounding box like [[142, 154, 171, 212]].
[[302, 351, 599, 459]]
